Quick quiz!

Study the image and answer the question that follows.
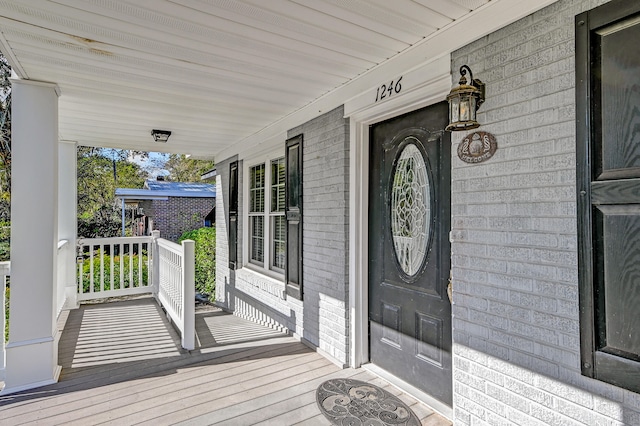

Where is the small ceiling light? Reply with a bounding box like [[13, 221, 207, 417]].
[[151, 129, 171, 143], [446, 65, 485, 132]]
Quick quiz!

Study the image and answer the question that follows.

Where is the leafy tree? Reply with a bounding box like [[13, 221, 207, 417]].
[[0, 53, 11, 223], [164, 154, 215, 182], [77, 147, 146, 238]]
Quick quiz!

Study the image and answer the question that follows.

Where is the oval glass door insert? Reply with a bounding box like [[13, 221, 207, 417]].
[[391, 142, 431, 276]]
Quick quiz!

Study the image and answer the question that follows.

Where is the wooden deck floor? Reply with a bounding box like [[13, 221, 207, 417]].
[[0, 297, 452, 425]]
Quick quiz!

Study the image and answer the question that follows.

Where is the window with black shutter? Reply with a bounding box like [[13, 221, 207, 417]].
[[285, 135, 303, 300], [576, 0, 640, 393]]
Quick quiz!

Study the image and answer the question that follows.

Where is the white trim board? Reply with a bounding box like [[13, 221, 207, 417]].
[[363, 363, 453, 421]]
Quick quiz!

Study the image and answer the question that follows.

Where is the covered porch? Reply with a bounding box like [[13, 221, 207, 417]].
[[0, 1, 570, 423], [0, 297, 450, 425]]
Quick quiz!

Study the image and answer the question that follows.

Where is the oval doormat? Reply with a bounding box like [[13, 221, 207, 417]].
[[316, 378, 421, 426]]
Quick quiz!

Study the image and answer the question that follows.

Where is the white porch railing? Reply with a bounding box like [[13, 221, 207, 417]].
[[76, 234, 195, 350], [0, 260, 10, 381], [155, 236, 195, 350], [77, 236, 154, 301]]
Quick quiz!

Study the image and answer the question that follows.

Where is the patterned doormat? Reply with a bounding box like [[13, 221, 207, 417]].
[[316, 378, 421, 426]]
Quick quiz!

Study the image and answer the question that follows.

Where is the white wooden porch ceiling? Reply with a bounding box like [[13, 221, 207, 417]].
[[0, 0, 494, 158]]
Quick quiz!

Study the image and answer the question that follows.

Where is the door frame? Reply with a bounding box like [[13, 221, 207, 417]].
[[345, 54, 452, 408]]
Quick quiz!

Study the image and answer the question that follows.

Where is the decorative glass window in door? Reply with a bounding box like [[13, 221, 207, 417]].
[[390, 141, 432, 276]]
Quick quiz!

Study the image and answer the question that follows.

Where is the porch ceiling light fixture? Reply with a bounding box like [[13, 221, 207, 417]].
[[446, 65, 485, 132], [151, 129, 171, 143]]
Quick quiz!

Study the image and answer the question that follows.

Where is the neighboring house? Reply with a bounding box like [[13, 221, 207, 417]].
[[115, 178, 215, 242], [4, 0, 640, 425]]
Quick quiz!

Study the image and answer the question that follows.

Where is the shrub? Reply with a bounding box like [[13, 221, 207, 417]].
[[178, 227, 215, 298], [0, 220, 9, 261], [0, 241, 9, 262]]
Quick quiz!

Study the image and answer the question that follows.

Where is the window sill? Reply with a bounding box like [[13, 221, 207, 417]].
[[236, 266, 286, 300]]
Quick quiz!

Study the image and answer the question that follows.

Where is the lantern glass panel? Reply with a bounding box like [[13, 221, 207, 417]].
[[460, 98, 470, 121], [450, 97, 459, 123], [469, 96, 477, 120]]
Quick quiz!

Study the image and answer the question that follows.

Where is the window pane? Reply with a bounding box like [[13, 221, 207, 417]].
[[271, 158, 286, 212], [250, 164, 265, 264], [250, 216, 264, 263], [272, 215, 286, 269], [250, 164, 265, 213]]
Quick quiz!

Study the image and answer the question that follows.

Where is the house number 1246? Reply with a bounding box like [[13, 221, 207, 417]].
[[375, 76, 402, 102]]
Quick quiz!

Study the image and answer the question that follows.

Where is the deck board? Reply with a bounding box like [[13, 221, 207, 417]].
[[0, 297, 451, 425], [193, 370, 371, 426]]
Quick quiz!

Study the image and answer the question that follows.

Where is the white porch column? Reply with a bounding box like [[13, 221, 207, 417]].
[[2, 79, 61, 394], [58, 140, 77, 310]]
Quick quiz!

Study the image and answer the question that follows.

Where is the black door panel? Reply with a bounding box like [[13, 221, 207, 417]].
[[368, 101, 452, 405]]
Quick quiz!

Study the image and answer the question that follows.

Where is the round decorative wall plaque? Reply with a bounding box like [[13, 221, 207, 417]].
[[457, 131, 497, 164]]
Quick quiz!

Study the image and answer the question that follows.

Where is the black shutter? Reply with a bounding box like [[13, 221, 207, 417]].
[[228, 161, 238, 269], [285, 135, 303, 299], [576, 0, 640, 394]]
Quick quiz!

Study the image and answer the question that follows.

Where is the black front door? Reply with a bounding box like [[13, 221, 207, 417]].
[[368, 102, 452, 405]]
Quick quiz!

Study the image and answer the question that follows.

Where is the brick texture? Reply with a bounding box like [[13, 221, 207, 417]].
[[141, 197, 214, 242], [288, 105, 350, 364], [214, 156, 241, 309], [450, 0, 640, 424], [215, 107, 350, 366]]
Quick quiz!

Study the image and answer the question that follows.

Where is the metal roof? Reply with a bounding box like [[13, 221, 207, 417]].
[[144, 180, 215, 192], [116, 180, 215, 200]]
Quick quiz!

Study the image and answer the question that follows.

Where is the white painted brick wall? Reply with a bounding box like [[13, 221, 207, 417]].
[[450, 0, 640, 424], [289, 105, 350, 365], [214, 156, 240, 309], [215, 107, 350, 366]]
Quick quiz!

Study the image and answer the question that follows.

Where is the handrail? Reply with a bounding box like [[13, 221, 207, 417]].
[[0, 260, 10, 381], [157, 238, 184, 256], [78, 236, 151, 246]]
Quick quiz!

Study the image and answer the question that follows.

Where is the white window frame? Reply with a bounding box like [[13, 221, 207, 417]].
[[242, 149, 286, 279], [270, 157, 286, 274], [248, 163, 265, 266]]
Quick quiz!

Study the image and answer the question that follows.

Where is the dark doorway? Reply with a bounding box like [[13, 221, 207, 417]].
[[368, 101, 452, 405]]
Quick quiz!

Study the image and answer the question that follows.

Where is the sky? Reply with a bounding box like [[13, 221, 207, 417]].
[[129, 151, 170, 178], [98, 148, 170, 179]]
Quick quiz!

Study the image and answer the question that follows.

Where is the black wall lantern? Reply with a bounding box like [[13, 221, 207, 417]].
[[151, 129, 171, 143], [446, 65, 485, 132]]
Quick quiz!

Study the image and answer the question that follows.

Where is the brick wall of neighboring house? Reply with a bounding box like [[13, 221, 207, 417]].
[[449, 0, 640, 424], [141, 197, 214, 242]]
